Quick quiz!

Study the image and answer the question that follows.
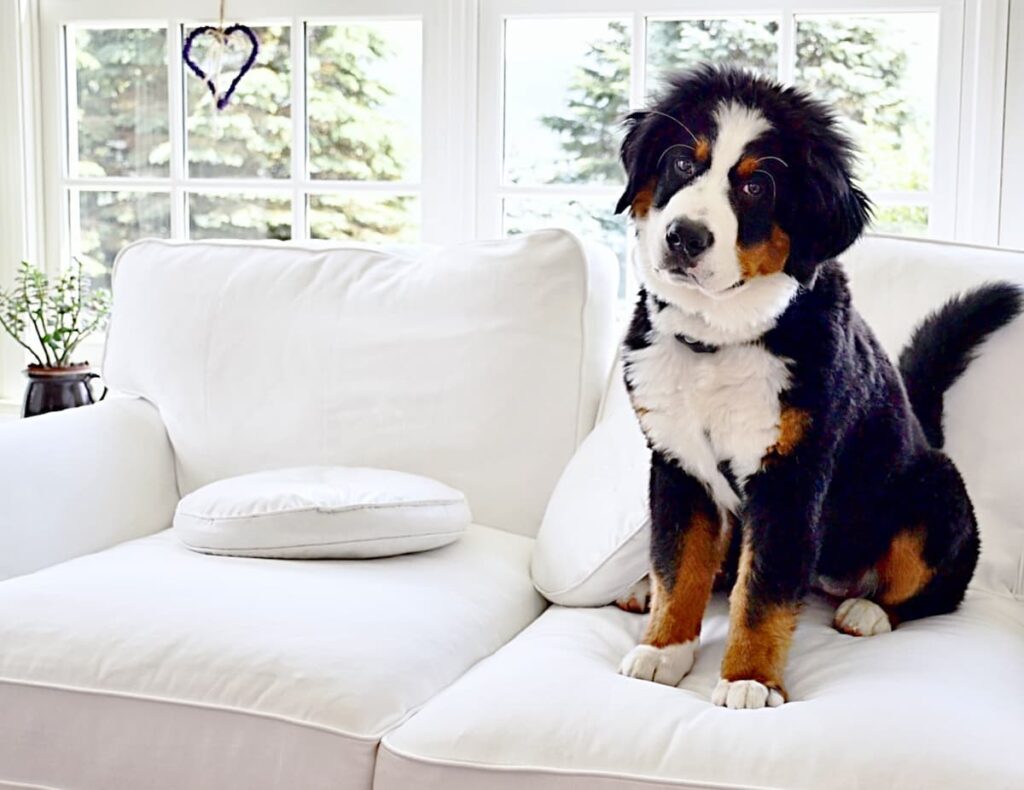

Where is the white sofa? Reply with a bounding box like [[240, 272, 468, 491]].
[[0, 231, 1022, 790]]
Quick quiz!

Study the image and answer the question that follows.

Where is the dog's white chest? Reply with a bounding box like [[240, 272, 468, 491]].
[[624, 333, 791, 511]]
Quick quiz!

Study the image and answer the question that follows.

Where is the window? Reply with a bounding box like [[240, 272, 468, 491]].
[[34, 0, 1001, 300], [59, 15, 424, 285], [480, 1, 965, 294]]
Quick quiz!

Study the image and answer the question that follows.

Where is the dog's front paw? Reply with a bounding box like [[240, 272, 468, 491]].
[[833, 598, 891, 637], [615, 577, 652, 614], [618, 641, 696, 686], [711, 678, 785, 709]]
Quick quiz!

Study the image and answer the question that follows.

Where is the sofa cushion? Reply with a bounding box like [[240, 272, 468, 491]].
[[0, 526, 545, 790], [377, 594, 1024, 790], [103, 232, 617, 537], [174, 466, 470, 559], [532, 364, 650, 606]]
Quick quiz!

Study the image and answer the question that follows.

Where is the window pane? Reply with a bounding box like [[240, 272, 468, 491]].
[[504, 18, 630, 186], [70, 27, 169, 178], [646, 18, 780, 93], [308, 194, 419, 242], [188, 192, 291, 240], [186, 25, 291, 178], [795, 13, 939, 195], [872, 205, 929, 236], [74, 190, 171, 286], [307, 22, 422, 182], [503, 196, 627, 296]]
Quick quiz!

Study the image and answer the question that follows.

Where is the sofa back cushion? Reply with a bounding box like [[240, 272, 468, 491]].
[[843, 235, 1024, 598], [103, 232, 617, 537]]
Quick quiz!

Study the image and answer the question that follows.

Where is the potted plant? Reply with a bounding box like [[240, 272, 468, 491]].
[[0, 259, 112, 418]]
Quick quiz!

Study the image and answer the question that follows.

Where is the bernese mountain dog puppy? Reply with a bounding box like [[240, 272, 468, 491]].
[[615, 65, 1022, 709]]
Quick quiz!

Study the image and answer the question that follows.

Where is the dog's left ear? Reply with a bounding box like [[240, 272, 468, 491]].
[[615, 111, 651, 215], [785, 147, 872, 279]]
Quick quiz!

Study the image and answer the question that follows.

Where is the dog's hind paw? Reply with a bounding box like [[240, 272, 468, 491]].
[[711, 678, 785, 709], [833, 598, 892, 637], [618, 641, 696, 686], [614, 576, 652, 614]]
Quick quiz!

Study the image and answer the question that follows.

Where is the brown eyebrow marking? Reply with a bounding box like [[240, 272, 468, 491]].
[[694, 137, 711, 162]]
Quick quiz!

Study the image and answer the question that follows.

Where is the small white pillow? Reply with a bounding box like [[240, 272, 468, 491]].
[[174, 466, 471, 559], [531, 365, 651, 606]]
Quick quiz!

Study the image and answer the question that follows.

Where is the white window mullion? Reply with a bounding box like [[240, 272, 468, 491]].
[[630, 10, 645, 108], [290, 17, 306, 240], [167, 20, 186, 239], [778, 6, 795, 84], [475, 4, 504, 240], [954, 0, 1009, 245], [57, 25, 76, 273]]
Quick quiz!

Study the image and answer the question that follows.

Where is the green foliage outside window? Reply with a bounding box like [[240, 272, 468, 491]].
[[73, 24, 416, 282], [534, 18, 931, 244]]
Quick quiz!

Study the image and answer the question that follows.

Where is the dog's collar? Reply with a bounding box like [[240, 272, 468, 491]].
[[675, 334, 718, 354]]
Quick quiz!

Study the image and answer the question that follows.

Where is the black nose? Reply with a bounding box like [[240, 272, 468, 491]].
[[665, 219, 714, 264]]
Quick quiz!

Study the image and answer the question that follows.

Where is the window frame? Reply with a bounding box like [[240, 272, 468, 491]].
[[36, 0, 477, 279]]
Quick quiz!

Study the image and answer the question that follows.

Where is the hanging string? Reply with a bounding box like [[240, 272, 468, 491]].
[[211, 0, 228, 93]]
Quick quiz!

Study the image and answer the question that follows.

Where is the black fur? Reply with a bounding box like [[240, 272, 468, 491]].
[[619, 67, 1022, 658], [899, 283, 1023, 447]]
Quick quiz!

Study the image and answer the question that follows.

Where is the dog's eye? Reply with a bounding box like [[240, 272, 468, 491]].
[[675, 158, 696, 178], [742, 181, 764, 198]]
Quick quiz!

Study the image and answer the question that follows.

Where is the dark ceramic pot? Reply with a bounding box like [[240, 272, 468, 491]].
[[22, 364, 106, 418]]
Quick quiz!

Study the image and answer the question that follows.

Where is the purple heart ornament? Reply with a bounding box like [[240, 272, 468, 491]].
[[183, 24, 260, 111]]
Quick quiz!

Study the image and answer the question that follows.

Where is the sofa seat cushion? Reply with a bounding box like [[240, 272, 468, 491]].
[[377, 594, 1024, 790], [0, 525, 545, 790]]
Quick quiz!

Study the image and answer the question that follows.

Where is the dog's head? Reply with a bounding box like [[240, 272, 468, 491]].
[[616, 66, 871, 303]]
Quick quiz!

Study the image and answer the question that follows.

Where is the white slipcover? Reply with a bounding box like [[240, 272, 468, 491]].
[[378, 593, 1024, 790], [0, 526, 545, 790], [103, 233, 617, 537], [0, 397, 178, 581]]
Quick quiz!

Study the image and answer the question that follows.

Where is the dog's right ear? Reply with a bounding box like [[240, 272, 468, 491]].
[[615, 111, 651, 215]]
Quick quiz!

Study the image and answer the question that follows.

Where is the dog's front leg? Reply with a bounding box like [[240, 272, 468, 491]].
[[619, 453, 727, 686], [713, 459, 825, 709]]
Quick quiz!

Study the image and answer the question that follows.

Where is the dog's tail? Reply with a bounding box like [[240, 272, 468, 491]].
[[898, 282, 1022, 448]]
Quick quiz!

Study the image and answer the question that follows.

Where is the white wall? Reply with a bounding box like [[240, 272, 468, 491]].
[[1001, 0, 1024, 248]]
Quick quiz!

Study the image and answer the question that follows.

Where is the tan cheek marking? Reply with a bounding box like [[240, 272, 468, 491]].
[[737, 156, 759, 178], [643, 510, 724, 648], [720, 537, 799, 696], [767, 407, 811, 460], [877, 528, 935, 606], [631, 179, 656, 218], [694, 137, 711, 163], [737, 224, 791, 279]]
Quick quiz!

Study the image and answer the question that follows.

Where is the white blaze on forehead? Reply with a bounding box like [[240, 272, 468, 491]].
[[709, 101, 772, 175], [640, 101, 773, 295]]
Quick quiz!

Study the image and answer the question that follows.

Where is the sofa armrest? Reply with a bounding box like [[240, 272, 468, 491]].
[[0, 398, 179, 581]]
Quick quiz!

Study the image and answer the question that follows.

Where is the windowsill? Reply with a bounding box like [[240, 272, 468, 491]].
[[0, 398, 21, 421]]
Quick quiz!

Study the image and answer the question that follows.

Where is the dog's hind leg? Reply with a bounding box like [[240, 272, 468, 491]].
[[833, 449, 979, 636], [619, 453, 728, 686]]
